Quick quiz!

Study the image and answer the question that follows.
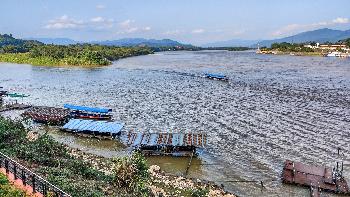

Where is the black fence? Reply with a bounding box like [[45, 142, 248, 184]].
[[0, 152, 70, 197]]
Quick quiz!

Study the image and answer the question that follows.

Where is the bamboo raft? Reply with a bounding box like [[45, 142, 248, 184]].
[[22, 106, 70, 125]]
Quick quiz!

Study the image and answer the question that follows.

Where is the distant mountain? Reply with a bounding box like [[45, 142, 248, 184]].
[[25, 37, 79, 45], [26, 37, 191, 47], [91, 38, 190, 47], [258, 28, 350, 47], [202, 39, 261, 47]]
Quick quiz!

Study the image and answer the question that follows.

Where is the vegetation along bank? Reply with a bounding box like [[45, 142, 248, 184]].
[[0, 34, 153, 67], [0, 116, 235, 197]]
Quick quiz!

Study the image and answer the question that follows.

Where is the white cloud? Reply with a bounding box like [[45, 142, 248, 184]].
[[44, 15, 84, 29], [117, 19, 151, 34], [273, 17, 350, 36], [119, 19, 134, 28], [90, 17, 114, 29], [163, 30, 184, 36], [91, 17, 104, 23], [96, 4, 105, 9], [44, 15, 115, 30], [143, 26, 151, 31], [191, 29, 205, 34], [332, 17, 349, 24]]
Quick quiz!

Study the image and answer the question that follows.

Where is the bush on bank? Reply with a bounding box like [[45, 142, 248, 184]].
[[0, 173, 29, 197]]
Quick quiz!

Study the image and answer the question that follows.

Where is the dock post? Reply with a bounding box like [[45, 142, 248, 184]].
[[310, 185, 320, 197], [185, 148, 195, 177]]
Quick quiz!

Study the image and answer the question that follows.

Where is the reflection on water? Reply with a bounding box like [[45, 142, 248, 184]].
[[0, 51, 350, 196]]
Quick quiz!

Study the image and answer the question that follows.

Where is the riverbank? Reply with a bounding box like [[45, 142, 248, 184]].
[[257, 50, 325, 56], [0, 116, 236, 197], [0, 45, 153, 67], [0, 34, 153, 67]]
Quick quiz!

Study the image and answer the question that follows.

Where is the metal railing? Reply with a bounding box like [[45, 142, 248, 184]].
[[0, 152, 71, 197]]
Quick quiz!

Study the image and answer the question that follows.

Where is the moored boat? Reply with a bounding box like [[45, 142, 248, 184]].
[[204, 73, 229, 81], [64, 104, 113, 120]]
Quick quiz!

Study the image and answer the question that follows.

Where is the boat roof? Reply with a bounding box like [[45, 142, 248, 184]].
[[7, 93, 29, 98], [205, 73, 227, 79], [125, 132, 207, 148], [62, 119, 123, 134], [64, 104, 112, 113]]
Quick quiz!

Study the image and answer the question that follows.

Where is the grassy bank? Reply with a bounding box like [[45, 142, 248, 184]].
[[0, 34, 153, 67], [0, 116, 118, 196], [0, 45, 153, 67], [0, 116, 235, 197], [258, 42, 325, 57]]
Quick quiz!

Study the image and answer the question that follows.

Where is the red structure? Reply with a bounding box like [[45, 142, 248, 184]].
[[282, 159, 349, 196]]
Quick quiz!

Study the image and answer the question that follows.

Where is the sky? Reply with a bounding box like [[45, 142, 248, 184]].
[[1, 0, 350, 45]]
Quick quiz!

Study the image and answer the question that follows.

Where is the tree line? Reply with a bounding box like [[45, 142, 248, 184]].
[[0, 34, 153, 66]]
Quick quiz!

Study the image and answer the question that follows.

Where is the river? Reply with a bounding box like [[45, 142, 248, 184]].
[[1, 50, 350, 196]]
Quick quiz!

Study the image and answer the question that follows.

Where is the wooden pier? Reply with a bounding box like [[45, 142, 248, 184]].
[[282, 160, 349, 196], [125, 132, 207, 156]]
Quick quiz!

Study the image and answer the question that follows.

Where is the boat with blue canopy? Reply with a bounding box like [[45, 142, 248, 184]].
[[64, 104, 113, 120], [6, 93, 30, 98], [204, 73, 229, 81]]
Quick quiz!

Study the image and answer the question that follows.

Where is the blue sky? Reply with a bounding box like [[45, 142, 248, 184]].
[[1, 0, 350, 44]]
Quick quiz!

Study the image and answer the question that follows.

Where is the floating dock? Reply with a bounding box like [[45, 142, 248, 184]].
[[282, 159, 349, 196], [0, 103, 31, 112], [204, 73, 229, 81], [22, 106, 70, 125], [125, 132, 207, 156], [62, 119, 124, 138], [64, 104, 112, 120]]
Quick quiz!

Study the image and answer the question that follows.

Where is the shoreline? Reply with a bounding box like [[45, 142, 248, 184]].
[[69, 147, 236, 197], [257, 50, 325, 57], [0, 115, 237, 197], [0, 52, 152, 68]]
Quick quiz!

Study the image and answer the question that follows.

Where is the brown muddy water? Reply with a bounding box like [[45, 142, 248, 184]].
[[1, 51, 350, 196]]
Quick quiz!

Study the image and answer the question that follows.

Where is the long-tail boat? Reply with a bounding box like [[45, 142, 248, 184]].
[[64, 104, 113, 120]]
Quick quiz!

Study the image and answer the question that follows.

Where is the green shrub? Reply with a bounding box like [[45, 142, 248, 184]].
[[16, 135, 69, 166], [0, 173, 28, 197], [189, 188, 209, 197], [113, 151, 150, 196]]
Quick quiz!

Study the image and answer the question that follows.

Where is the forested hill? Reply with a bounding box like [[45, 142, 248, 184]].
[[0, 34, 42, 52]]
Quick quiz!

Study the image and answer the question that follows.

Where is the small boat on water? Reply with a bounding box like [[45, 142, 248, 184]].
[[204, 73, 229, 81], [64, 104, 113, 120], [6, 93, 30, 98]]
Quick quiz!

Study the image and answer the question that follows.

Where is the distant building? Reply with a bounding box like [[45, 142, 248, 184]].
[[304, 43, 349, 51], [319, 44, 347, 50], [303, 43, 320, 49]]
